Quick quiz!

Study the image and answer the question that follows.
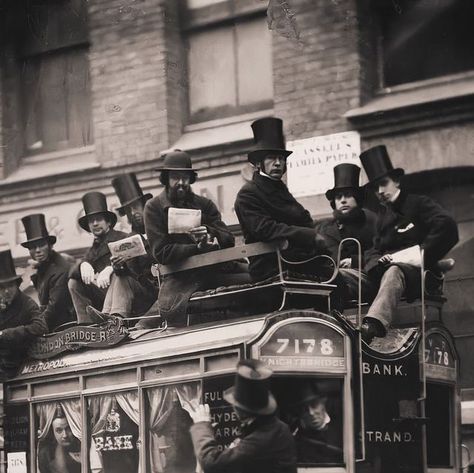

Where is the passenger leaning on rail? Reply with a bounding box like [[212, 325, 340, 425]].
[[360, 145, 459, 343], [21, 213, 76, 331], [68, 192, 128, 323], [0, 249, 47, 380], [187, 359, 297, 473], [317, 163, 377, 302], [234, 117, 331, 282], [144, 150, 250, 326], [85, 173, 157, 324]]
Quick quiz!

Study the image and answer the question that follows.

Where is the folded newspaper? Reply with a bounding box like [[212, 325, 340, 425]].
[[168, 207, 201, 234], [390, 245, 421, 267], [108, 234, 147, 260]]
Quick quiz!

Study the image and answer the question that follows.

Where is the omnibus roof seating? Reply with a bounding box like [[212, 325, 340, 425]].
[[156, 240, 339, 325]]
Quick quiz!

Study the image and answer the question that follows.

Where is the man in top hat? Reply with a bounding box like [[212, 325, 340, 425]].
[[21, 214, 76, 331], [316, 163, 377, 301], [144, 149, 249, 325], [85, 173, 157, 324], [234, 117, 332, 282], [0, 249, 47, 379], [187, 359, 297, 473], [289, 381, 342, 464], [359, 145, 459, 342], [68, 192, 128, 323]]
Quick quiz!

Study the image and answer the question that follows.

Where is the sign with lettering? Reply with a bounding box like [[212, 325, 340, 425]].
[[7, 452, 27, 473], [253, 320, 346, 372], [4, 405, 29, 454], [27, 318, 129, 360], [424, 330, 457, 381], [203, 375, 240, 451], [287, 131, 361, 198]]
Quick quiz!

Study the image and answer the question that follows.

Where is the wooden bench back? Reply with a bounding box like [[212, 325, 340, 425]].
[[157, 240, 287, 276]]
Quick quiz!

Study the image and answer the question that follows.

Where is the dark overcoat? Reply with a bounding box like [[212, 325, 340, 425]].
[[31, 251, 75, 331], [190, 416, 297, 473], [144, 190, 235, 265], [364, 191, 459, 301], [0, 291, 47, 377], [69, 228, 128, 280], [316, 208, 377, 268], [234, 173, 321, 281]]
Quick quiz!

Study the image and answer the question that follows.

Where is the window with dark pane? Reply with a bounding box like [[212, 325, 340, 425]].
[[375, 0, 474, 87], [19, 0, 92, 155]]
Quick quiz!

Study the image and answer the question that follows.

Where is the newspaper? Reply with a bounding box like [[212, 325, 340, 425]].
[[108, 234, 147, 260], [168, 207, 201, 234], [391, 245, 421, 267]]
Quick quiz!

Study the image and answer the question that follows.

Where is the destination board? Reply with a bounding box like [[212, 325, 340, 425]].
[[253, 320, 346, 372]]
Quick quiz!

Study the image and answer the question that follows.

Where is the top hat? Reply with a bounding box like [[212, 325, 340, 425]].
[[0, 250, 22, 285], [155, 150, 197, 184], [325, 163, 362, 201], [21, 213, 57, 248], [247, 117, 292, 165], [112, 173, 152, 216], [223, 359, 277, 415], [360, 145, 404, 184], [78, 192, 117, 232]]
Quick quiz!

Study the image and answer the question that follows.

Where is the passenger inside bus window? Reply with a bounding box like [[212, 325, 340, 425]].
[[88, 393, 139, 473], [273, 378, 344, 465], [147, 382, 200, 473], [37, 402, 81, 473]]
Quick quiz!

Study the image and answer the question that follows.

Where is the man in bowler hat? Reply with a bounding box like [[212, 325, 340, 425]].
[[68, 192, 128, 323], [0, 249, 47, 379], [360, 145, 459, 342], [187, 359, 297, 473], [316, 163, 377, 301], [234, 118, 337, 294], [144, 150, 249, 325], [86, 173, 157, 324], [21, 214, 76, 331]]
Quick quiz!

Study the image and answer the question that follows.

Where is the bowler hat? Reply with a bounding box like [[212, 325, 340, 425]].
[[292, 382, 326, 407], [112, 173, 152, 216], [325, 163, 362, 201], [360, 145, 404, 184], [223, 359, 277, 415], [247, 117, 292, 165], [21, 213, 56, 248], [0, 250, 22, 285], [78, 192, 117, 232], [155, 150, 197, 185]]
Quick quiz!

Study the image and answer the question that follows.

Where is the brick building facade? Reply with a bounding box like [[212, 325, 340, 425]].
[[1, 0, 474, 463]]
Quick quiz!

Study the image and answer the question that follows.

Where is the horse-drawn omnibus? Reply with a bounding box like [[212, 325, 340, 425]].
[[1, 241, 462, 473]]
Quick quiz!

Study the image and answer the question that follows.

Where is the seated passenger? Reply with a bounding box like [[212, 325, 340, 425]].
[[38, 405, 81, 473], [234, 117, 331, 282], [360, 145, 459, 342], [68, 192, 128, 323], [290, 383, 343, 464], [21, 213, 76, 331], [86, 173, 157, 323], [144, 150, 249, 325], [317, 163, 377, 301], [0, 249, 47, 380]]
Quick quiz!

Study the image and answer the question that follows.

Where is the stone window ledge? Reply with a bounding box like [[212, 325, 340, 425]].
[[167, 109, 274, 157], [345, 72, 474, 137], [0, 145, 100, 188]]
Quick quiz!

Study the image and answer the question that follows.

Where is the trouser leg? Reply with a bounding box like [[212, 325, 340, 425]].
[[68, 278, 106, 323], [365, 265, 406, 331]]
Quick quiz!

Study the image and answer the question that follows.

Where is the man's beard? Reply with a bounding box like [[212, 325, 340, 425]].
[[168, 185, 192, 203]]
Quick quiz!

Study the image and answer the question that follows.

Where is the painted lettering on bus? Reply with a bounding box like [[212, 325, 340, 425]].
[[366, 431, 413, 443], [95, 435, 135, 451], [204, 391, 223, 402], [21, 359, 67, 374], [214, 426, 241, 439], [211, 411, 239, 423], [362, 362, 405, 376]]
